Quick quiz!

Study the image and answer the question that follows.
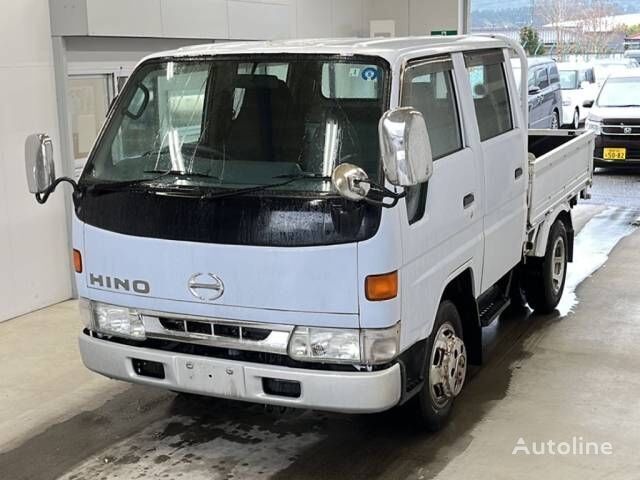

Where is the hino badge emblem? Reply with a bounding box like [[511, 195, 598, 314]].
[[188, 273, 224, 301]]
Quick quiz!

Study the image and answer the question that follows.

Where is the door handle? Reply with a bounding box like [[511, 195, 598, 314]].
[[463, 193, 475, 208], [515, 167, 523, 179]]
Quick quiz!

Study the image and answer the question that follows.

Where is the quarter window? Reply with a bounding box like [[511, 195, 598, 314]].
[[465, 49, 514, 142]]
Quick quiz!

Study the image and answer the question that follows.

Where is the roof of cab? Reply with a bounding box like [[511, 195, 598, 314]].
[[142, 35, 510, 65]]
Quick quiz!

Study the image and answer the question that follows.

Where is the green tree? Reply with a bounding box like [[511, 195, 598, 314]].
[[520, 26, 546, 56], [625, 24, 640, 37]]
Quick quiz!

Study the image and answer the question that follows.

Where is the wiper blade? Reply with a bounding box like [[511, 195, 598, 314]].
[[273, 172, 332, 180], [143, 169, 220, 180], [201, 173, 331, 200], [85, 169, 219, 195]]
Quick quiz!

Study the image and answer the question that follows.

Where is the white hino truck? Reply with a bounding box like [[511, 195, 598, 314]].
[[25, 35, 594, 430]]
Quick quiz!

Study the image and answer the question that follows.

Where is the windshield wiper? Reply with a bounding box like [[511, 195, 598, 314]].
[[273, 172, 331, 180], [201, 173, 332, 200], [143, 169, 220, 180], [85, 169, 218, 195]]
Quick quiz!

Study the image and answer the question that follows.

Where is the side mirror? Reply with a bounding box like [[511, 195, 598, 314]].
[[528, 85, 541, 95], [583, 99, 594, 108], [331, 163, 371, 201], [379, 107, 433, 187], [25, 134, 55, 194]]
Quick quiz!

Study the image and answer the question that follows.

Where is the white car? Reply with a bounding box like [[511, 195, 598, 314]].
[[557, 63, 598, 129]]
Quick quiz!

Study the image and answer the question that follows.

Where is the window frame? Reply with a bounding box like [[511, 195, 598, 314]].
[[400, 55, 466, 161], [536, 67, 549, 89], [399, 54, 465, 225], [464, 48, 515, 142]]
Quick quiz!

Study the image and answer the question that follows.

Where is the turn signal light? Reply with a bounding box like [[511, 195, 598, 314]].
[[73, 249, 83, 273], [365, 271, 398, 301]]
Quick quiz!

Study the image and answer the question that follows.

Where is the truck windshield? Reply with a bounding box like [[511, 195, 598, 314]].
[[82, 56, 388, 195], [597, 77, 640, 107]]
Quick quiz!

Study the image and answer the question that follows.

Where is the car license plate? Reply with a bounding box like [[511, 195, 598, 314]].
[[603, 148, 626, 160]]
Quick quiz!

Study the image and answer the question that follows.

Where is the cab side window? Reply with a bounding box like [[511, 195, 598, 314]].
[[465, 49, 514, 142], [548, 64, 560, 85], [401, 57, 463, 224], [536, 68, 549, 89]]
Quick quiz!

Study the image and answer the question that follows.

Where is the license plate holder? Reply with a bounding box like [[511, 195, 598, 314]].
[[176, 358, 244, 397], [603, 147, 626, 160]]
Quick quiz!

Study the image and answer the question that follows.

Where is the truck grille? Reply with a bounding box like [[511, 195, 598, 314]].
[[144, 313, 292, 354], [159, 317, 272, 341]]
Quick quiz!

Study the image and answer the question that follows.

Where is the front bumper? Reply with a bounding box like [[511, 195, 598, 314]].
[[594, 134, 640, 167], [79, 333, 402, 413]]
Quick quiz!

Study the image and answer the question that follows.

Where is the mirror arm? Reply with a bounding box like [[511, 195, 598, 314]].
[[355, 179, 407, 209], [35, 177, 80, 205]]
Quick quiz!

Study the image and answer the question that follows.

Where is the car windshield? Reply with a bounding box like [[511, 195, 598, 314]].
[[82, 55, 388, 194], [597, 77, 640, 107], [559, 70, 578, 90]]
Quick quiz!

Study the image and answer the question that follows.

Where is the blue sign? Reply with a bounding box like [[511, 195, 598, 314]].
[[361, 67, 378, 81]]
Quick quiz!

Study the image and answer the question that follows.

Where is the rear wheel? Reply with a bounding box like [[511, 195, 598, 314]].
[[524, 220, 568, 314], [413, 301, 467, 431]]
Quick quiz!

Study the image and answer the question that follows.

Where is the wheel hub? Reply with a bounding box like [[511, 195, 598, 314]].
[[429, 323, 467, 407], [551, 236, 566, 295]]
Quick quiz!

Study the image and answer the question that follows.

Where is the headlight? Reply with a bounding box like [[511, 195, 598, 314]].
[[562, 99, 572, 106], [80, 299, 145, 340], [288, 323, 400, 365], [585, 119, 602, 135]]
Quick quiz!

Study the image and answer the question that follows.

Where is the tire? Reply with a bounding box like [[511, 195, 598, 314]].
[[551, 110, 560, 130], [573, 109, 580, 130], [523, 220, 568, 314], [413, 300, 467, 431]]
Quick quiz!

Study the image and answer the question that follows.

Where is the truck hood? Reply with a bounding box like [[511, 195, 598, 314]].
[[81, 224, 359, 316]]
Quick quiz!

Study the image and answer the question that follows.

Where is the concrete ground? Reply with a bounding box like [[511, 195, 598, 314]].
[[1, 171, 639, 480]]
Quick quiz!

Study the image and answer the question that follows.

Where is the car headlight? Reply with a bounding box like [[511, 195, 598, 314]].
[[585, 119, 602, 135], [288, 323, 400, 365], [79, 299, 145, 340], [562, 99, 572, 106]]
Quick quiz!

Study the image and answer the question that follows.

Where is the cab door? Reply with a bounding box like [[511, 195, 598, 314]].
[[464, 49, 527, 293], [399, 54, 484, 342]]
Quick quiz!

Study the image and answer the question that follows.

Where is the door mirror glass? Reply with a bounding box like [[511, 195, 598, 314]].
[[25, 134, 56, 194], [528, 85, 541, 95], [331, 163, 371, 201], [583, 99, 595, 108], [379, 107, 433, 187]]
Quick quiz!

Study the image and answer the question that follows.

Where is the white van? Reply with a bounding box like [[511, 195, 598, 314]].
[[25, 35, 594, 430], [557, 62, 598, 129]]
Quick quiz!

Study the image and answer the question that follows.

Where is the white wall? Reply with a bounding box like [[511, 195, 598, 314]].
[[0, 0, 72, 322], [368, 0, 460, 36], [51, 0, 371, 39]]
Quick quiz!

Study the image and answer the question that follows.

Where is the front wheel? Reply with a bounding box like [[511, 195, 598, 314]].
[[413, 300, 467, 431], [573, 109, 580, 130], [524, 220, 568, 314]]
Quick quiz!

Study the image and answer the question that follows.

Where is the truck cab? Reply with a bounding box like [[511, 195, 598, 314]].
[[24, 36, 594, 430]]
